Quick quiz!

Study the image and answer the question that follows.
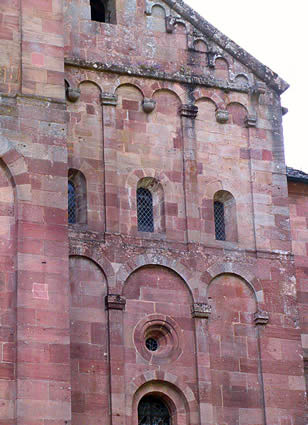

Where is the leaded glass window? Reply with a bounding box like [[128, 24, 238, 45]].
[[138, 395, 170, 425], [137, 188, 154, 232], [68, 181, 76, 224], [214, 201, 226, 241]]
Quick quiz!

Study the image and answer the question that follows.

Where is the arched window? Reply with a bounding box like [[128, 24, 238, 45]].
[[213, 190, 238, 242], [68, 169, 87, 225], [214, 200, 225, 241], [138, 395, 170, 425], [137, 187, 154, 232], [68, 181, 76, 224], [90, 0, 116, 24], [136, 177, 165, 234]]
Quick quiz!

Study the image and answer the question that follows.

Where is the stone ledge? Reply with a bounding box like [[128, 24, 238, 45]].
[[65, 58, 250, 93]]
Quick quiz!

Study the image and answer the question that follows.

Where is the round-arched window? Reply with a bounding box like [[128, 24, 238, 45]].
[[137, 187, 154, 232], [138, 395, 170, 425]]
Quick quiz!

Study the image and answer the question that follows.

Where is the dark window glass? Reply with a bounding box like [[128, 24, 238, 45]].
[[68, 181, 76, 224], [137, 188, 154, 232], [138, 395, 170, 425], [214, 201, 226, 241], [145, 338, 158, 352], [90, 0, 106, 23]]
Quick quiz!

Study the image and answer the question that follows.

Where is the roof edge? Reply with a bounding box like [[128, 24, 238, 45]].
[[286, 167, 308, 184], [165, 0, 289, 94]]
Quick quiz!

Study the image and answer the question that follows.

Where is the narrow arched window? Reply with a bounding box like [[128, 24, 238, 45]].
[[90, 0, 106, 22], [214, 200, 225, 241], [68, 181, 76, 224], [90, 0, 116, 24], [138, 395, 170, 425], [68, 169, 87, 225], [137, 187, 154, 232], [213, 191, 238, 242]]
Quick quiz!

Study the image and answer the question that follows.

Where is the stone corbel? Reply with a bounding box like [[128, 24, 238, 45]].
[[254, 310, 269, 326], [187, 34, 195, 50], [179, 104, 198, 119], [145, 1, 154, 16], [216, 109, 229, 124], [101, 92, 118, 106], [142, 98, 156, 113], [165, 16, 186, 33], [191, 303, 212, 319], [250, 81, 266, 103], [66, 87, 80, 103], [206, 50, 217, 68], [245, 114, 258, 128], [247, 81, 266, 126], [105, 294, 126, 311]]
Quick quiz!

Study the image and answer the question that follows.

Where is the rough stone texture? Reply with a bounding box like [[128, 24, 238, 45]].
[[0, 1, 307, 425], [288, 177, 308, 400]]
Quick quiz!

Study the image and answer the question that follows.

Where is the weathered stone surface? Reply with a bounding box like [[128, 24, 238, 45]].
[[0, 1, 306, 425]]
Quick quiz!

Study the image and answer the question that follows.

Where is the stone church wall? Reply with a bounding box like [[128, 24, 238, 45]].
[[0, 0, 306, 424]]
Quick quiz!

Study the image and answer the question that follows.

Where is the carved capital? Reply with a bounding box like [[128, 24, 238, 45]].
[[215, 109, 229, 124], [245, 114, 258, 128], [105, 294, 126, 311], [180, 104, 198, 119], [66, 87, 80, 103], [142, 98, 156, 113], [101, 92, 118, 106], [254, 310, 269, 326], [191, 303, 212, 319]]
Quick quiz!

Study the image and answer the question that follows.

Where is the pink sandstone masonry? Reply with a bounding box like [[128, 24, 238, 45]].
[[0, 1, 307, 424]]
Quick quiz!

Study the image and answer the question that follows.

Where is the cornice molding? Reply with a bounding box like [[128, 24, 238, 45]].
[[64, 58, 250, 93], [163, 0, 289, 94]]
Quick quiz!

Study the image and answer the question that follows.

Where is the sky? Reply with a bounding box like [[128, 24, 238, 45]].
[[185, 0, 308, 173]]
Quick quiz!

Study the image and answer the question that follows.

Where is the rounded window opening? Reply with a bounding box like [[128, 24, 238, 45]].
[[213, 190, 238, 242], [68, 169, 87, 225], [90, 0, 116, 24], [134, 316, 182, 365], [136, 177, 165, 234], [145, 337, 159, 352], [68, 181, 76, 224], [137, 187, 154, 232], [138, 395, 171, 425]]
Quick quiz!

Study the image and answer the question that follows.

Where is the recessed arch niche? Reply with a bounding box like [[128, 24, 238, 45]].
[[207, 273, 263, 424], [69, 255, 109, 425], [0, 159, 16, 424]]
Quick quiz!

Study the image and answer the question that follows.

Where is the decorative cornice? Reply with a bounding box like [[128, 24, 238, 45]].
[[105, 294, 126, 311], [162, 0, 289, 94], [65, 58, 251, 93], [191, 303, 212, 319]]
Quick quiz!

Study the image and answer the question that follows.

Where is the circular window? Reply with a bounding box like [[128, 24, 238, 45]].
[[134, 315, 182, 365], [145, 337, 159, 352]]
